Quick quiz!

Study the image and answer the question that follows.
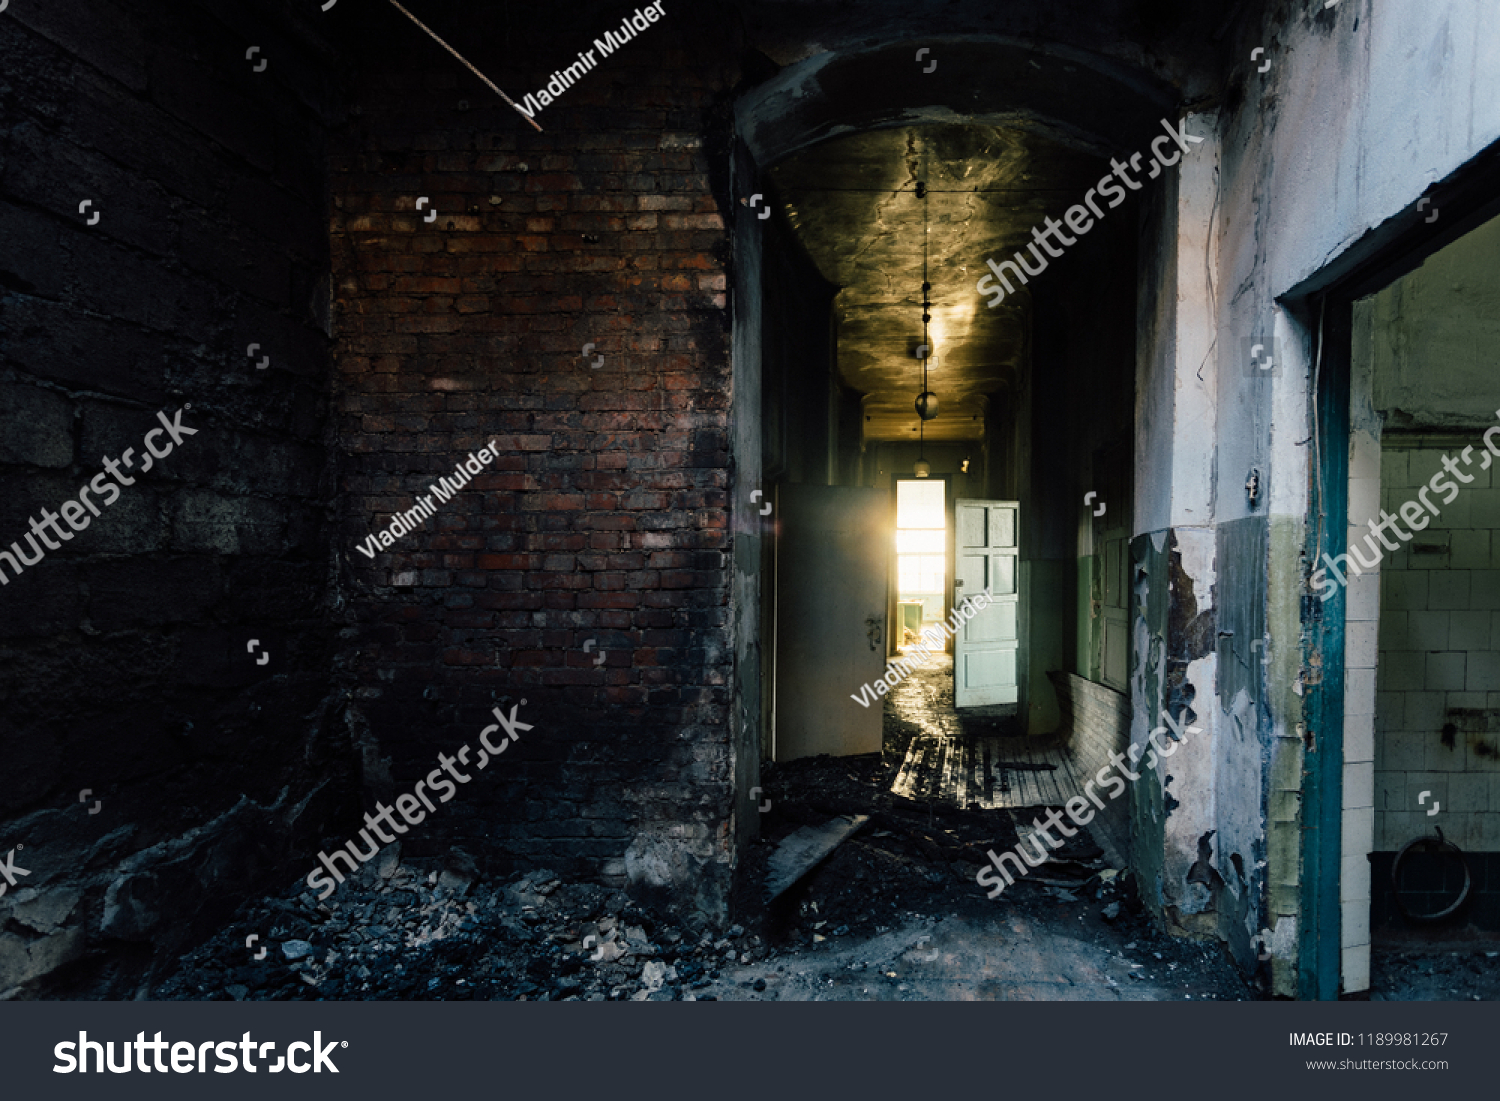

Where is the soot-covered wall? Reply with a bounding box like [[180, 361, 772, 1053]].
[[0, 0, 344, 997], [327, 2, 742, 926]]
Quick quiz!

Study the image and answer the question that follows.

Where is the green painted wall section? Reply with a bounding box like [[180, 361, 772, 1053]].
[[1266, 514, 1308, 999], [1077, 555, 1095, 678], [1026, 559, 1070, 733]]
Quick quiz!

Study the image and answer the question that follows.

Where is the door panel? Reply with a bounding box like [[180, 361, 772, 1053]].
[[1100, 527, 1129, 690], [775, 484, 891, 761], [954, 499, 1021, 707]]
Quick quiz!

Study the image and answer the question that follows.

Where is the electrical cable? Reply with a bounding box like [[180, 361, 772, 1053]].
[[387, 0, 542, 132]]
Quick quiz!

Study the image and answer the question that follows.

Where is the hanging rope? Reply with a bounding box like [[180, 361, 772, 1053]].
[[387, 0, 543, 133]]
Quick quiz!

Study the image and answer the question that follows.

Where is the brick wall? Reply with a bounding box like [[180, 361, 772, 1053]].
[[1048, 671, 1130, 861], [328, 3, 740, 924], [0, 0, 346, 995]]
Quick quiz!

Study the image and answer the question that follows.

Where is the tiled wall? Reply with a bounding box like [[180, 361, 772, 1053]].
[[1376, 444, 1500, 857], [1048, 671, 1130, 865], [1341, 427, 1382, 991]]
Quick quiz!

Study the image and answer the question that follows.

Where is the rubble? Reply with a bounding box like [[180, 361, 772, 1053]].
[[154, 853, 752, 1002], [155, 751, 1253, 1002], [1369, 949, 1500, 1001]]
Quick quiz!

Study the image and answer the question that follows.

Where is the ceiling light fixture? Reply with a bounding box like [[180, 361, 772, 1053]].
[[914, 179, 937, 477]]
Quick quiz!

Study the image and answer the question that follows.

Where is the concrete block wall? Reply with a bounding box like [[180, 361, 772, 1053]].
[[1376, 444, 1500, 856], [327, 4, 739, 924], [0, 0, 345, 996]]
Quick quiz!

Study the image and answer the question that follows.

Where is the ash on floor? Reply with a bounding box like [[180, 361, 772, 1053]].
[[1369, 948, 1500, 1000], [156, 856, 736, 1003], [726, 751, 1255, 1001], [156, 751, 1256, 1001]]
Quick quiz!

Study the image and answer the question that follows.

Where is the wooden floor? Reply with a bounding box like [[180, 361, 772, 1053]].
[[891, 730, 1089, 810], [886, 647, 1088, 810]]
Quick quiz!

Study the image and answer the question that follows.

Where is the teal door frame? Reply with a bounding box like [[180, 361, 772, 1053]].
[[1286, 136, 1500, 1000], [1299, 299, 1350, 1001]]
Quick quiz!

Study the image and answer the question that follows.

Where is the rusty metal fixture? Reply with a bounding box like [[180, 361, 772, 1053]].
[[1390, 827, 1471, 922]]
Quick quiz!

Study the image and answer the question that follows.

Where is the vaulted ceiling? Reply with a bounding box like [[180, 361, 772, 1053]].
[[769, 123, 1105, 443]]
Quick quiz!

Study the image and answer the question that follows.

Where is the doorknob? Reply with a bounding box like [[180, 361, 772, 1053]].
[[864, 616, 883, 651]]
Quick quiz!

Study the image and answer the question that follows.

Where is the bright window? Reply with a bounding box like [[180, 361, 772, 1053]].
[[896, 480, 945, 596], [899, 554, 946, 592]]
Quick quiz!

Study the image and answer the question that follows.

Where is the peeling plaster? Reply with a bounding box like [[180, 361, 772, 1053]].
[[1176, 528, 1217, 620]]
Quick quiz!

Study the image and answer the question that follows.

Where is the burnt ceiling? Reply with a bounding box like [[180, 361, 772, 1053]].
[[769, 123, 1105, 443]]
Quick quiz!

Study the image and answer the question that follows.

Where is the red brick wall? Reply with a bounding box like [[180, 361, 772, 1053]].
[[330, 3, 740, 919]]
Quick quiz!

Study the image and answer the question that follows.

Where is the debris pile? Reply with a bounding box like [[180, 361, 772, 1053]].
[[156, 751, 1254, 1002], [157, 854, 762, 1002], [1370, 948, 1500, 1001]]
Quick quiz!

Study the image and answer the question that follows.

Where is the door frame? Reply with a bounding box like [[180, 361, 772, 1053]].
[[1282, 136, 1500, 1000], [888, 473, 954, 663]]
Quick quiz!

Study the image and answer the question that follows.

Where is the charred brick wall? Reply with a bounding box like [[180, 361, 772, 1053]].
[[328, 3, 741, 925], [0, 0, 345, 996]]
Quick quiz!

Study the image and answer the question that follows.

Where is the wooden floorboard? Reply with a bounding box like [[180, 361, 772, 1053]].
[[894, 728, 1075, 810], [885, 650, 1079, 811]]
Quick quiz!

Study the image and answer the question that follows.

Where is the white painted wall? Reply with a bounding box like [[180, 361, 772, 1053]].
[[1160, 0, 1500, 991]]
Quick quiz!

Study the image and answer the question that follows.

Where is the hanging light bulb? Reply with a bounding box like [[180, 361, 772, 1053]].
[[913, 178, 937, 477]]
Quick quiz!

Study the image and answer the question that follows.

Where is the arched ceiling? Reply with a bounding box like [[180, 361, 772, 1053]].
[[769, 123, 1106, 442]]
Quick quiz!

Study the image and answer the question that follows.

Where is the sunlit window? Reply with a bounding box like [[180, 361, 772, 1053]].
[[896, 480, 945, 597], [899, 554, 946, 592]]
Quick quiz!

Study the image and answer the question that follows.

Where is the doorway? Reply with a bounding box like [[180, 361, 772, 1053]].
[[1296, 160, 1500, 997], [894, 477, 947, 648]]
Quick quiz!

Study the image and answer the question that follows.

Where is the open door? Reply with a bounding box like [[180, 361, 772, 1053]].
[[774, 484, 891, 761], [953, 499, 1021, 707]]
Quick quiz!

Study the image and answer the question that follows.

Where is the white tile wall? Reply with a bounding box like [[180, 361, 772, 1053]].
[[1346, 710, 1374, 763], [1340, 853, 1371, 902], [1342, 945, 1371, 994], [1376, 445, 1500, 861], [1343, 761, 1374, 810], [1347, 435, 1500, 995], [1343, 433, 1385, 996]]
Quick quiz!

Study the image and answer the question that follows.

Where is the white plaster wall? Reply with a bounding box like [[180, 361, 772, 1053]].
[[1226, 0, 1500, 527], [1262, 3, 1500, 297], [1170, 115, 1220, 534], [1368, 215, 1500, 424], [1131, 115, 1224, 926], [1207, 0, 1500, 992]]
